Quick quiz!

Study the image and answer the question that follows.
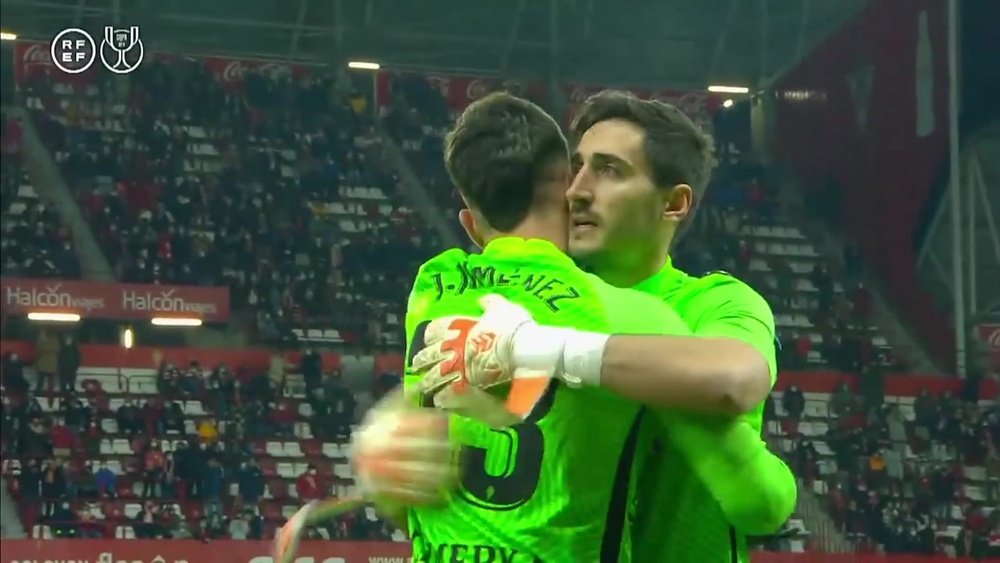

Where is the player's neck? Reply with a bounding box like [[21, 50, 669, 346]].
[[591, 244, 670, 288], [491, 213, 567, 252]]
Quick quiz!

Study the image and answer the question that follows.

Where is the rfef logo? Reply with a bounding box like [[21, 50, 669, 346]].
[[50, 27, 96, 73], [50, 26, 143, 75]]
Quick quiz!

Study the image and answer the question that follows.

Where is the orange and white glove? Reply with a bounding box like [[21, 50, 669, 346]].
[[413, 294, 533, 393], [411, 294, 609, 419]]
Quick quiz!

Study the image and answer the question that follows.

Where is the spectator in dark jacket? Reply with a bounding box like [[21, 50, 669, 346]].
[[1, 352, 28, 395], [172, 441, 198, 499], [57, 334, 81, 393], [19, 458, 42, 500], [41, 458, 67, 517], [783, 385, 806, 421], [201, 457, 224, 515], [301, 348, 322, 397], [237, 458, 265, 504]]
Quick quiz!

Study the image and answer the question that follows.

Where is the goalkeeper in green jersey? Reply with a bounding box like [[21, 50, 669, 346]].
[[415, 91, 791, 562], [391, 92, 794, 562], [566, 91, 782, 562]]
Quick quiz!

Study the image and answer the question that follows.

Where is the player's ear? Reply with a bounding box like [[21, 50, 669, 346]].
[[661, 183, 693, 224], [458, 208, 484, 248]]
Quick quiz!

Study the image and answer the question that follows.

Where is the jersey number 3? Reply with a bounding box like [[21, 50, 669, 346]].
[[408, 320, 554, 512], [458, 384, 555, 511]]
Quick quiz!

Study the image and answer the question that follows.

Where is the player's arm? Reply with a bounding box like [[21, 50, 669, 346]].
[[499, 279, 773, 415], [658, 411, 797, 534]]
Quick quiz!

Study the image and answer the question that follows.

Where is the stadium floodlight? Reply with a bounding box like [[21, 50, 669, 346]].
[[27, 312, 81, 322], [722, 99, 734, 108], [0, 32, 17, 41], [348, 61, 380, 70], [151, 317, 203, 327], [708, 85, 750, 94]]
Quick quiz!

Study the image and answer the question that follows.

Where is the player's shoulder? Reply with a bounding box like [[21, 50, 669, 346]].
[[686, 270, 774, 319], [415, 247, 471, 276], [585, 273, 687, 331], [407, 247, 469, 302]]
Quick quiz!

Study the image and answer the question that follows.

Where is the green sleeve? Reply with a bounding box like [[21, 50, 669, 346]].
[[660, 412, 798, 534], [651, 276, 795, 533], [693, 274, 778, 384], [598, 277, 797, 532]]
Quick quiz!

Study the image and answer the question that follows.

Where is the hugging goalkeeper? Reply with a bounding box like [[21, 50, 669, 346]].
[[277, 91, 795, 563]]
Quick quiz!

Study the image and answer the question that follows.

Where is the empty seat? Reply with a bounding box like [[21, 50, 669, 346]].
[[283, 442, 303, 457], [123, 503, 141, 518], [112, 439, 132, 455]]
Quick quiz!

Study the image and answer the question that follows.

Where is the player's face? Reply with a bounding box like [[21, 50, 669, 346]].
[[566, 119, 664, 269]]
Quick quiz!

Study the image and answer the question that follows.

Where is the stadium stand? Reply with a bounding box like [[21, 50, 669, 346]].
[[1, 345, 403, 543], [24, 61, 438, 345], [1, 117, 79, 279], [2, 59, 998, 560]]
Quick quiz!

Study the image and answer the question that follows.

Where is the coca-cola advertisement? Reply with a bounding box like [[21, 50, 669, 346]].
[[0, 278, 230, 323], [198, 55, 311, 93], [12, 40, 312, 90], [375, 71, 546, 112], [0, 539, 982, 563]]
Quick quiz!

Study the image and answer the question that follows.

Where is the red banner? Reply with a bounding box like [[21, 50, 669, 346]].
[[0, 278, 229, 323], [771, 0, 952, 366], [195, 55, 311, 93], [0, 539, 410, 563], [12, 40, 312, 89], [977, 323, 1000, 369], [0, 540, 980, 563]]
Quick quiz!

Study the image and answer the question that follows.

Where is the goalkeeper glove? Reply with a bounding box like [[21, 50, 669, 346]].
[[412, 294, 610, 416]]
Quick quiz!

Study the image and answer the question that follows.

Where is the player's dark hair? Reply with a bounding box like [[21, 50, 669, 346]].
[[570, 90, 716, 201], [444, 92, 569, 232]]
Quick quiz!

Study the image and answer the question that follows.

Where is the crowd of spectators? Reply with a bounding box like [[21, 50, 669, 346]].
[[1, 334, 392, 541], [776, 380, 1000, 558], [381, 74, 465, 242], [1, 117, 80, 279], [23, 61, 439, 345]]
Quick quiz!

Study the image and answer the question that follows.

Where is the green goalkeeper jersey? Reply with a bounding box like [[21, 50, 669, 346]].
[[630, 258, 781, 563], [403, 237, 690, 563]]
